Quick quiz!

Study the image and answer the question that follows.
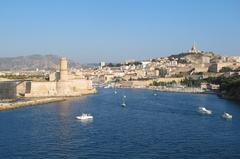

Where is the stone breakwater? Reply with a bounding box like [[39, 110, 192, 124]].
[[0, 98, 66, 111], [0, 88, 97, 111]]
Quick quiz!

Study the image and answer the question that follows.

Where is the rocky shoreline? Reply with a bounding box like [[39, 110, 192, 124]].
[[217, 93, 240, 101]]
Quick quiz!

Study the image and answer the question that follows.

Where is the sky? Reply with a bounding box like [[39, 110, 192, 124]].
[[0, 0, 239, 63]]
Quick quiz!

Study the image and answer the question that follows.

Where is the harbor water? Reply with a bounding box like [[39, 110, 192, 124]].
[[1, 88, 240, 159]]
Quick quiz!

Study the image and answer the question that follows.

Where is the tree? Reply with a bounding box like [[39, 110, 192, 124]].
[[219, 67, 233, 72]]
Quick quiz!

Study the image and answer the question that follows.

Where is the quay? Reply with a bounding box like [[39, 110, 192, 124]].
[[116, 85, 207, 94], [148, 86, 206, 93]]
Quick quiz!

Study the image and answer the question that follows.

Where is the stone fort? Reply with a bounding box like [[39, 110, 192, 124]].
[[0, 58, 96, 99]]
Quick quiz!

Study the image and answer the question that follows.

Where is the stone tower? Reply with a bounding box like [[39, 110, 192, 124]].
[[60, 57, 68, 81]]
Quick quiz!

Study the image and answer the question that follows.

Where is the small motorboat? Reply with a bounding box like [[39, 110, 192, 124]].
[[76, 114, 93, 120], [222, 112, 232, 120], [114, 90, 117, 94], [198, 107, 212, 115], [154, 93, 157, 96]]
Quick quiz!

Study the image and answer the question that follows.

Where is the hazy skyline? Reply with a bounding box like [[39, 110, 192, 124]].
[[0, 0, 239, 63]]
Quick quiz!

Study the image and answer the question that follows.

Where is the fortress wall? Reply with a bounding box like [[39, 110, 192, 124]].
[[0, 58, 96, 99], [25, 82, 57, 97], [72, 79, 93, 90], [24, 79, 95, 98], [56, 79, 94, 96], [56, 81, 73, 96], [0, 81, 17, 99]]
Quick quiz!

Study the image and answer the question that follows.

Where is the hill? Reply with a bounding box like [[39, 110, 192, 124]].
[[169, 52, 220, 64], [0, 55, 80, 71], [218, 75, 240, 101]]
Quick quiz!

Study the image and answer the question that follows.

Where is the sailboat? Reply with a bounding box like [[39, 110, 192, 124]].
[[114, 82, 118, 94], [121, 95, 126, 107]]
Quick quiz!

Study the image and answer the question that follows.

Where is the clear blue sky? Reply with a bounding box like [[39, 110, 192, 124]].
[[0, 0, 239, 63]]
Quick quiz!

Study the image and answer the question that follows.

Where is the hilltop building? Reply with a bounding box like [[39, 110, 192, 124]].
[[100, 62, 106, 67], [188, 42, 201, 53]]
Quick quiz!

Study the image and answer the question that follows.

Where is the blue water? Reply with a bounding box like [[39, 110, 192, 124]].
[[1, 89, 240, 159]]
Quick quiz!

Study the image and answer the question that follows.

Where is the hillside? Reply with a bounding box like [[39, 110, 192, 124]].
[[219, 75, 240, 101], [0, 55, 80, 71], [169, 52, 220, 64]]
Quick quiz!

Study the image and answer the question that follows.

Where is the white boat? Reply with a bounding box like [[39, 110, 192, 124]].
[[198, 107, 212, 115], [114, 90, 117, 94], [121, 95, 126, 107], [121, 103, 126, 107], [154, 93, 157, 96], [222, 112, 232, 120], [104, 84, 112, 89], [76, 114, 93, 120]]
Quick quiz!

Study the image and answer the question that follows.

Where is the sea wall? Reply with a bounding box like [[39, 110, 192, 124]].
[[149, 86, 205, 93], [155, 77, 184, 83], [0, 98, 66, 111], [119, 78, 184, 88]]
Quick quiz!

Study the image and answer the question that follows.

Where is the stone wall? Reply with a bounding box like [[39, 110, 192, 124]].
[[193, 64, 209, 73], [156, 77, 184, 83], [119, 78, 184, 88], [25, 82, 57, 97], [0, 81, 18, 99], [132, 80, 153, 88], [208, 62, 235, 73], [25, 79, 95, 97], [56, 79, 94, 96], [119, 80, 154, 88]]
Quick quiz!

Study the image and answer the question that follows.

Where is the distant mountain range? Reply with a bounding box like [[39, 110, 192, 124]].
[[0, 55, 80, 71]]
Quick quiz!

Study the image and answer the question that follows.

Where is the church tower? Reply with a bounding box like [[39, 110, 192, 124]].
[[188, 41, 200, 53]]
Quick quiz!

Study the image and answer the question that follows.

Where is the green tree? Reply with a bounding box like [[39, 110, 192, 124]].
[[220, 67, 233, 72]]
